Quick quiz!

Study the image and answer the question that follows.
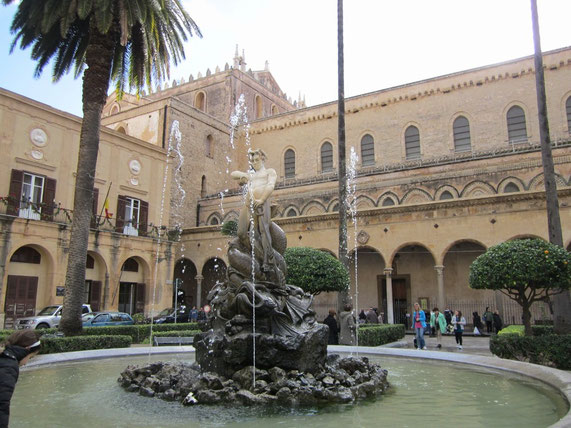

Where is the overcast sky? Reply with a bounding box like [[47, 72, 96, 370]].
[[1, 0, 570, 117]]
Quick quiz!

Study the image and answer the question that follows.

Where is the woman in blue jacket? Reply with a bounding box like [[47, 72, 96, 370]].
[[412, 302, 427, 350]]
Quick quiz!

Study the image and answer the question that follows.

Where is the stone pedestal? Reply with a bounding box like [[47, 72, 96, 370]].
[[194, 323, 329, 379]]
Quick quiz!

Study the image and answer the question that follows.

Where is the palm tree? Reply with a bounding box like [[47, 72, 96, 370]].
[[4, 0, 201, 335], [337, 0, 349, 310]]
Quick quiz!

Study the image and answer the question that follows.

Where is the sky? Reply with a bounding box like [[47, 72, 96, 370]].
[[1, 0, 571, 118]]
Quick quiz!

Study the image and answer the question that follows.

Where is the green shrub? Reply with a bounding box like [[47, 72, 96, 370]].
[[498, 325, 524, 336], [131, 313, 149, 324], [284, 247, 349, 294], [357, 324, 405, 346], [490, 334, 571, 370], [531, 325, 555, 336], [39, 335, 132, 354], [80, 322, 199, 343]]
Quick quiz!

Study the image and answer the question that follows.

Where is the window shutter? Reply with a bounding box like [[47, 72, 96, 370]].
[[7, 170, 24, 216], [40, 177, 56, 221], [115, 195, 127, 232], [90, 281, 102, 312], [135, 283, 146, 313], [139, 200, 149, 235], [91, 188, 99, 229]]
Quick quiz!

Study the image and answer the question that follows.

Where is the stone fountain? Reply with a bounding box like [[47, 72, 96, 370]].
[[118, 149, 389, 406]]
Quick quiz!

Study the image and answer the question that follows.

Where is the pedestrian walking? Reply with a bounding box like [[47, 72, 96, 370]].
[[412, 302, 427, 350], [493, 310, 503, 334], [323, 309, 339, 345], [451, 310, 466, 349], [339, 304, 357, 345], [365, 307, 378, 324], [483, 307, 493, 333], [430, 307, 447, 349], [472, 311, 484, 335]]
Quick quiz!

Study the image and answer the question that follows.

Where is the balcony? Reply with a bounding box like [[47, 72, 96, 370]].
[[0, 196, 180, 241]]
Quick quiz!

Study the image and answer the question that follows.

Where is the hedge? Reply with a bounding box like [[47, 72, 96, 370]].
[[490, 334, 571, 370], [497, 325, 555, 337], [357, 324, 405, 346], [39, 335, 132, 354], [1, 322, 200, 346]]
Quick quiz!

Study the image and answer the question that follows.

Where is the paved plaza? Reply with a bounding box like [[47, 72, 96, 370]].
[[387, 332, 493, 356]]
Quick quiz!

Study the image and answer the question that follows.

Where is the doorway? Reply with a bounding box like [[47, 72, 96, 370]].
[[378, 276, 409, 325], [4, 276, 38, 329], [118, 282, 145, 315]]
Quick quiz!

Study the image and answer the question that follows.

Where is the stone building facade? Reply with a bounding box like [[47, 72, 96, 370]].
[[2, 46, 571, 328], [169, 47, 571, 324], [0, 89, 177, 328]]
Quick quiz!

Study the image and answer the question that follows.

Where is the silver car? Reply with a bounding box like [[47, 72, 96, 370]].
[[15, 304, 92, 329]]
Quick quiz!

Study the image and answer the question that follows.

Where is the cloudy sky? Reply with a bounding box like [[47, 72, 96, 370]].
[[1, 0, 570, 117]]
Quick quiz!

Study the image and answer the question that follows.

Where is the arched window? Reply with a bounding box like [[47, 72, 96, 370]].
[[195, 92, 206, 111], [504, 182, 520, 193], [566, 96, 571, 134], [209, 216, 219, 225], [116, 126, 126, 134], [86, 254, 95, 269], [110, 105, 120, 115], [284, 149, 295, 178], [405, 126, 421, 159], [255, 95, 263, 119], [331, 203, 339, 212], [382, 198, 395, 207], [286, 208, 297, 217], [361, 134, 375, 166], [271, 105, 278, 116], [453, 116, 471, 152], [321, 142, 333, 172], [201, 176, 207, 198], [205, 135, 213, 157], [439, 191, 454, 200], [10, 246, 41, 264], [122, 258, 139, 272], [507, 106, 528, 142]]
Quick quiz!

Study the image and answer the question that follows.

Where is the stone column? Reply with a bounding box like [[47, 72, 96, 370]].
[[384, 268, 394, 324], [195, 275, 204, 308], [434, 265, 445, 310]]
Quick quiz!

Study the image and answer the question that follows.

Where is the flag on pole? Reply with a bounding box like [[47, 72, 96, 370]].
[[104, 198, 113, 218]]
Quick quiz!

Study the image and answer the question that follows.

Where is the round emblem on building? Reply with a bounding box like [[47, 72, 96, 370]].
[[30, 128, 48, 147], [129, 159, 141, 175], [30, 149, 44, 160], [357, 230, 370, 245]]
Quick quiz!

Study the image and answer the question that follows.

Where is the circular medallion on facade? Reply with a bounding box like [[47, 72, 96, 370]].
[[129, 159, 141, 175], [30, 128, 48, 147], [30, 149, 44, 160], [357, 230, 370, 245], [130, 177, 139, 186]]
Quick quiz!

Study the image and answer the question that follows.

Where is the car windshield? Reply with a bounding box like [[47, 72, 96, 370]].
[[82, 313, 96, 321], [158, 308, 173, 316], [37, 306, 60, 316]]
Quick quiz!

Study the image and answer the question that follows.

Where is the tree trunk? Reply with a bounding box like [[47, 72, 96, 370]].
[[530, 0, 570, 334], [336, 0, 349, 311], [522, 303, 533, 336], [59, 27, 115, 336]]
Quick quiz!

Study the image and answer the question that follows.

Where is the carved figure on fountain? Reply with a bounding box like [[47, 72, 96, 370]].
[[194, 149, 328, 376]]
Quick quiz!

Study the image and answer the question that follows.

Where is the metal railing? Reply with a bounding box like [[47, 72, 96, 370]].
[[0, 196, 181, 241]]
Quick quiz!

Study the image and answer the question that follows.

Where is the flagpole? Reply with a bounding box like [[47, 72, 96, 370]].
[[98, 181, 112, 222]]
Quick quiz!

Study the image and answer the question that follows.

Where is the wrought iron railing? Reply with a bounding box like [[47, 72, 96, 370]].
[[0, 196, 181, 242]]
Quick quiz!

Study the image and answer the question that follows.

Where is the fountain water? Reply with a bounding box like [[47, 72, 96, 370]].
[[346, 146, 359, 348], [118, 146, 389, 406]]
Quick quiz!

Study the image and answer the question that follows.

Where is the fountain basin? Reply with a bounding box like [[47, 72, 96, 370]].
[[14, 346, 570, 427]]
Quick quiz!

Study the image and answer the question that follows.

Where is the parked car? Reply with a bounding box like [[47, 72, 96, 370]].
[[15, 304, 92, 329], [82, 312, 134, 327], [152, 307, 190, 324]]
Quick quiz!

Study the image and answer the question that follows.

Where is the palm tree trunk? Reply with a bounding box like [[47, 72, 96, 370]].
[[59, 26, 115, 335], [530, 0, 570, 334], [337, 0, 349, 311]]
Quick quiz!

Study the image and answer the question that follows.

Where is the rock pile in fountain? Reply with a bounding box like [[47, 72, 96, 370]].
[[118, 148, 389, 406]]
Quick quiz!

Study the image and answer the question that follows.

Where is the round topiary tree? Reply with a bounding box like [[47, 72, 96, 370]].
[[469, 238, 571, 336], [284, 247, 350, 295]]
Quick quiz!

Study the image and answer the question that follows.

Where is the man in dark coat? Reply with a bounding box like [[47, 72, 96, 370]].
[[1, 330, 41, 428], [323, 309, 339, 345]]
